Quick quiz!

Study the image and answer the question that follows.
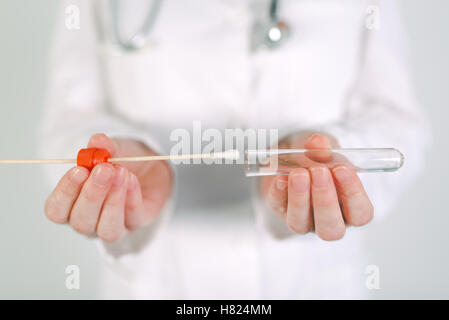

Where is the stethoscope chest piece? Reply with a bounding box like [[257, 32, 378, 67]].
[[250, 0, 290, 52], [265, 19, 290, 49], [251, 19, 290, 52]]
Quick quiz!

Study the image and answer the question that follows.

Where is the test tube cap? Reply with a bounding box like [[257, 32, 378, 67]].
[[77, 148, 111, 170]]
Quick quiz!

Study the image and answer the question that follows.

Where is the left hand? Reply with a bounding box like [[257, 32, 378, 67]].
[[261, 133, 374, 241]]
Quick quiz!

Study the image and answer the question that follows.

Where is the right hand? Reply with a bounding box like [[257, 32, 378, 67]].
[[45, 133, 173, 242]]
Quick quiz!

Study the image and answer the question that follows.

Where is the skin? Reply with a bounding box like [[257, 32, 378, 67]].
[[44, 133, 172, 242], [261, 133, 374, 241], [45, 132, 372, 243]]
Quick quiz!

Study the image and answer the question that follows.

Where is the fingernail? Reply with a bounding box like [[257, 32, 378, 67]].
[[128, 174, 138, 190], [112, 167, 127, 187], [70, 167, 89, 184], [92, 164, 114, 186], [310, 167, 330, 189], [333, 166, 352, 184], [276, 178, 288, 191], [291, 172, 309, 193]]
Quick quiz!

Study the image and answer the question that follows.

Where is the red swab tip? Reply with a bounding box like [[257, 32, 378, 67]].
[[77, 148, 111, 170]]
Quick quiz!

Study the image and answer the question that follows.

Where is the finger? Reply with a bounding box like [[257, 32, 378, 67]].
[[96, 166, 129, 242], [304, 133, 333, 162], [87, 134, 143, 173], [310, 167, 345, 241], [87, 133, 117, 156], [45, 166, 89, 224], [124, 173, 147, 230], [286, 168, 312, 234], [332, 166, 374, 226], [265, 175, 289, 219], [69, 163, 115, 235]]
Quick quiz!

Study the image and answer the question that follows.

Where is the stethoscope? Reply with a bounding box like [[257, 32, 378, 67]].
[[110, 0, 290, 52]]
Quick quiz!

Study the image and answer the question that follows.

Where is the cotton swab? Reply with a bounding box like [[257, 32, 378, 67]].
[[0, 148, 241, 170]]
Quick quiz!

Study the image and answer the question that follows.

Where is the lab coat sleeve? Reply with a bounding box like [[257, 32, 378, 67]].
[[253, 0, 430, 239], [38, 0, 174, 268]]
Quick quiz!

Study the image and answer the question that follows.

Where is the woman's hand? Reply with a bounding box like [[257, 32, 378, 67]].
[[44, 133, 173, 242], [261, 133, 373, 241]]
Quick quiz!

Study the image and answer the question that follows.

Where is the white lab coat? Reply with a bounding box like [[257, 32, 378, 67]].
[[40, 0, 428, 299]]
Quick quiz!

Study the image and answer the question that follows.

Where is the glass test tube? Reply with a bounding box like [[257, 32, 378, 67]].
[[244, 148, 404, 177]]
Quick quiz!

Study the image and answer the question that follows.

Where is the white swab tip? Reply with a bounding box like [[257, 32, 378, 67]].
[[213, 149, 240, 160]]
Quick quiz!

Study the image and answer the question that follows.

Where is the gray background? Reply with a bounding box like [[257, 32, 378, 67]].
[[0, 0, 447, 299]]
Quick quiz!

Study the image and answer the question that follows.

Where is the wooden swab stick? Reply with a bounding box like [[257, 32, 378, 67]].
[[0, 150, 240, 165], [110, 150, 240, 162], [0, 159, 77, 164]]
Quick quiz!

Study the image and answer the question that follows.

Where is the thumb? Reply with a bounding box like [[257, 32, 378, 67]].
[[304, 133, 333, 149], [304, 133, 333, 162], [87, 133, 118, 157]]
